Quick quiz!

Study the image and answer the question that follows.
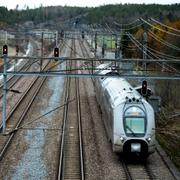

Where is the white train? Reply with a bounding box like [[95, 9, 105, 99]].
[[94, 64, 155, 158]]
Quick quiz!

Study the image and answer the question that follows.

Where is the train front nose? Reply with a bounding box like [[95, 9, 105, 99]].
[[123, 139, 148, 155], [131, 143, 141, 152]]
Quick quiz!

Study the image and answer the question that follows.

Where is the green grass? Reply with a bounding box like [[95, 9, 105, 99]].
[[97, 35, 116, 49]]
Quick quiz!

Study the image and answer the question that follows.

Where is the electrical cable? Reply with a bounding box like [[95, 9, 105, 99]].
[[114, 19, 140, 26], [147, 46, 180, 59], [127, 33, 180, 74], [140, 18, 180, 37], [121, 42, 137, 50], [115, 22, 144, 31], [150, 18, 180, 34], [127, 33, 155, 58], [148, 30, 180, 51], [8, 98, 76, 134]]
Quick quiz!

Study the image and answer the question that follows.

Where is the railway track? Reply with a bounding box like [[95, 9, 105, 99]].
[[0, 40, 66, 159], [79, 36, 179, 180], [78, 39, 96, 86], [0, 60, 52, 160], [120, 158, 155, 180], [0, 39, 66, 130], [58, 38, 85, 180], [79, 39, 155, 180], [0, 60, 38, 98]]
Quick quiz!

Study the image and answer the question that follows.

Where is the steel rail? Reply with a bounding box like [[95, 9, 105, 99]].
[[0, 41, 64, 160], [121, 158, 155, 180], [58, 38, 85, 180], [0, 76, 47, 160], [0, 58, 51, 159], [0, 60, 38, 98], [121, 159, 133, 180], [75, 68, 85, 180], [57, 73, 71, 180], [58, 39, 74, 179]]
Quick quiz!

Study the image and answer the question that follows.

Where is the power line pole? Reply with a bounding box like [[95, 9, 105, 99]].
[[2, 45, 8, 133], [102, 35, 105, 58], [40, 32, 44, 71], [94, 32, 97, 57], [93, 32, 97, 74], [56, 31, 58, 46], [143, 32, 148, 71]]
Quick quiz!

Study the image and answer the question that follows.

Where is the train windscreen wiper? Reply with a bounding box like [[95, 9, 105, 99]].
[[126, 125, 136, 137]]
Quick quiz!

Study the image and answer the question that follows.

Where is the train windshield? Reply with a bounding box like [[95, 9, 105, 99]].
[[124, 107, 146, 136], [125, 117, 145, 134]]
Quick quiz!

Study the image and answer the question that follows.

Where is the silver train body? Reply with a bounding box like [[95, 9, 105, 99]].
[[94, 64, 155, 157]]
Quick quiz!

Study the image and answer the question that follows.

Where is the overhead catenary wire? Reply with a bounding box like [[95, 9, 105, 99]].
[[147, 51, 180, 69], [114, 21, 144, 31], [150, 18, 180, 34], [7, 98, 76, 134], [148, 30, 180, 52], [140, 18, 180, 37], [127, 33, 158, 59], [127, 33, 180, 74], [105, 23, 115, 34], [147, 46, 180, 60], [121, 42, 137, 50], [149, 51, 177, 61], [127, 33, 169, 73], [114, 19, 140, 27]]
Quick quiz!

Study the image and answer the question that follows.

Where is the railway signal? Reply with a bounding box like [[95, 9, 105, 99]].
[[3, 45, 8, 55], [141, 80, 147, 96], [16, 45, 19, 54], [54, 47, 59, 57], [82, 31, 84, 39]]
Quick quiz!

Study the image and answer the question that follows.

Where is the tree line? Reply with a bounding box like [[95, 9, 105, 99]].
[[0, 4, 179, 27]]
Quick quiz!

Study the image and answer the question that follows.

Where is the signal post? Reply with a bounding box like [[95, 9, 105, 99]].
[[2, 45, 8, 133]]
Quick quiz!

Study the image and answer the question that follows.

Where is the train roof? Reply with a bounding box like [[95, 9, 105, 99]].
[[95, 64, 143, 107]]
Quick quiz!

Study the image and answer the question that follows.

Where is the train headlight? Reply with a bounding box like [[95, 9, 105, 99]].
[[146, 137, 151, 143], [120, 137, 124, 142]]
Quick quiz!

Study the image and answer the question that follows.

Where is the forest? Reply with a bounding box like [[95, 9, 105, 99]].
[[0, 4, 180, 26]]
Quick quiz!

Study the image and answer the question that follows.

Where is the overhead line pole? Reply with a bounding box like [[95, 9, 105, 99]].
[[143, 32, 148, 71], [2, 54, 7, 133], [40, 32, 44, 72]]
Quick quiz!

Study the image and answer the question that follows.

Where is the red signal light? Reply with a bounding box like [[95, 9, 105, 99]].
[[3, 45, 8, 55], [54, 47, 59, 58], [141, 80, 147, 96]]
